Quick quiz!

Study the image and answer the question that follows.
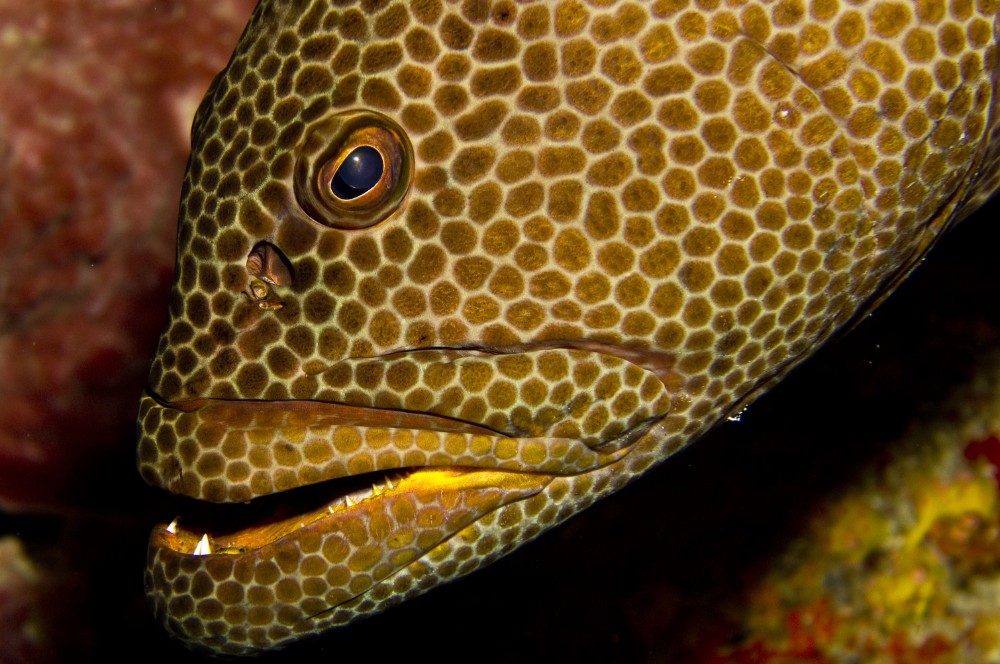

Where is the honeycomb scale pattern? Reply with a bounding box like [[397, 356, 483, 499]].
[[138, 347, 669, 502], [137, 0, 1000, 654]]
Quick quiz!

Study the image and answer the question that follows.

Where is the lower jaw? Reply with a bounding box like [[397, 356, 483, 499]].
[[145, 464, 555, 654]]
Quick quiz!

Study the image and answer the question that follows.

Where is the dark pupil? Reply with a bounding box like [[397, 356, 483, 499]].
[[330, 146, 383, 200]]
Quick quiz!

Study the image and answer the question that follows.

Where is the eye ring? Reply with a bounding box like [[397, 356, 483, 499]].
[[294, 111, 413, 230]]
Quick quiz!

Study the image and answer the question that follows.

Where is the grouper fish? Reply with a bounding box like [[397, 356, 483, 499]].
[[136, 0, 1000, 653]]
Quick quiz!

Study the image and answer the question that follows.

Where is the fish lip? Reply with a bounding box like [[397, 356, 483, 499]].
[[149, 392, 505, 436]]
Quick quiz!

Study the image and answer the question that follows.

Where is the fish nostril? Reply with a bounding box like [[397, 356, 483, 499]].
[[246, 241, 294, 309], [246, 241, 294, 286]]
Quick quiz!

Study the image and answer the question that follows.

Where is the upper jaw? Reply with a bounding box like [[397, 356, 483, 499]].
[[137, 344, 674, 503]]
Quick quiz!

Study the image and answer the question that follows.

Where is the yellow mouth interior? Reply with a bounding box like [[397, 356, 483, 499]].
[[152, 464, 547, 556]]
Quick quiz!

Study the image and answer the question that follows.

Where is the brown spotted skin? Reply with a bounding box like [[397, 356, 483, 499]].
[[137, 0, 1000, 654]]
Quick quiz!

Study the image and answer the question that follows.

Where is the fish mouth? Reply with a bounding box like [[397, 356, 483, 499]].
[[138, 344, 673, 653]]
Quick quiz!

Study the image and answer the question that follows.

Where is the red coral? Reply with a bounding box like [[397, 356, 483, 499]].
[[0, 0, 255, 512], [963, 435, 1000, 491]]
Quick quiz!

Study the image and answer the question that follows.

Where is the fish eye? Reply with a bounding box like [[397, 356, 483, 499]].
[[330, 146, 383, 200], [294, 111, 412, 230]]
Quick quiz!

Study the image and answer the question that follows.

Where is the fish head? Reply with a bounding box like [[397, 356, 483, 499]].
[[138, 0, 1000, 654]]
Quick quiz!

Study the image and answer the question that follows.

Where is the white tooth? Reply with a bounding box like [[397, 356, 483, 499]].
[[193, 534, 212, 556], [385, 477, 396, 490], [344, 495, 355, 507], [327, 505, 336, 514], [165, 518, 178, 534]]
